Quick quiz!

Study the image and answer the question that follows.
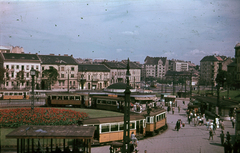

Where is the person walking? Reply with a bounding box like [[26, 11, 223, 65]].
[[176, 120, 180, 131], [178, 106, 180, 113], [209, 128, 213, 140], [226, 131, 231, 142], [220, 131, 225, 146], [167, 106, 170, 113], [172, 107, 175, 114], [232, 119, 235, 128]]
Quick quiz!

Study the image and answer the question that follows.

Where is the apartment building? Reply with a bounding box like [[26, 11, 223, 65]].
[[143, 56, 168, 79], [0, 53, 41, 89], [235, 43, 240, 83], [168, 59, 189, 72], [78, 64, 110, 90], [103, 60, 141, 88], [38, 54, 78, 90], [200, 55, 233, 86]]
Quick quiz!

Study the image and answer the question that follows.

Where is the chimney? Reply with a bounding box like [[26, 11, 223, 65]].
[[64, 54, 68, 56]]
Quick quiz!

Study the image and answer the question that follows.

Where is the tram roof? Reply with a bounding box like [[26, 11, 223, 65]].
[[46, 92, 88, 96], [6, 125, 95, 139]]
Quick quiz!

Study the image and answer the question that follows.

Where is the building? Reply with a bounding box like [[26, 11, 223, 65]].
[[102, 60, 141, 88], [143, 56, 168, 80], [0, 53, 41, 89], [38, 54, 78, 90], [78, 64, 110, 90], [235, 43, 240, 85], [0, 46, 24, 53], [168, 59, 189, 72], [200, 55, 233, 86]]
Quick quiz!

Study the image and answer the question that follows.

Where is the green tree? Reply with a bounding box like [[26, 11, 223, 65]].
[[0, 67, 6, 86], [42, 67, 59, 90], [16, 70, 26, 85], [215, 70, 228, 87]]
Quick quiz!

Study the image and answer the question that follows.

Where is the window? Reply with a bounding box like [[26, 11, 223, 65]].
[[42, 67, 44, 70], [111, 124, 118, 131], [22, 65, 24, 70], [61, 67, 64, 71], [6, 65, 9, 69], [71, 74, 74, 78], [61, 74, 64, 78], [101, 124, 110, 133], [71, 67, 74, 71], [6, 82, 9, 86], [26, 65, 29, 70], [73, 81, 75, 86], [27, 73, 29, 78], [62, 81, 65, 86], [31, 65, 34, 69], [119, 123, 124, 130], [59, 81, 61, 86], [16, 65, 19, 69], [70, 96, 74, 100], [130, 122, 135, 129], [11, 72, 14, 78], [64, 96, 68, 100], [70, 81, 72, 86], [36, 65, 39, 70], [11, 65, 14, 69]]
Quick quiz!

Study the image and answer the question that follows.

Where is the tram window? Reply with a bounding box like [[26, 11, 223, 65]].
[[102, 100, 106, 104], [75, 96, 80, 100], [112, 101, 116, 105], [52, 96, 57, 100], [107, 101, 111, 104], [70, 96, 74, 100], [64, 96, 68, 100], [130, 122, 135, 129], [97, 100, 100, 104], [19, 93, 22, 95], [146, 117, 150, 123], [4, 93, 8, 95], [119, 123, 124, 130], [58, 96, 62, 100], [14, 93, 18, 95], [10, 93, 13, 95], [111, 124, 118, 131], [101, 124, 109, 133]]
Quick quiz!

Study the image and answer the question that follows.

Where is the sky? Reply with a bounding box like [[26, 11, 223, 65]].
[[1, 0, 240, 65]]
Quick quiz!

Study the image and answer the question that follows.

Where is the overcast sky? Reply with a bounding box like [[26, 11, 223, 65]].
[[1, 0, 240, 65]]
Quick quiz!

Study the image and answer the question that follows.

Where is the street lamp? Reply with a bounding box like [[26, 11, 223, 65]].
[[30, 68, 36, 111], [123, 58, 131, 153]]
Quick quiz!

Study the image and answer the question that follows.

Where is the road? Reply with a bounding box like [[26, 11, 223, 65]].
[[91, 98, 235, 153]]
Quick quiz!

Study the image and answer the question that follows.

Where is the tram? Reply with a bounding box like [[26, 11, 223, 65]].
[[0, 90, 30, 100], [45, 92, 89, 107], [83, 107, 167, 143]]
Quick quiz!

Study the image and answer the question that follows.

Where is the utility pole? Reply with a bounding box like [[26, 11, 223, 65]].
[[122, 58, 131, 153], [190, 70, 193, 101], [217, 63, 222, 115], [67, 69, 69, 92]]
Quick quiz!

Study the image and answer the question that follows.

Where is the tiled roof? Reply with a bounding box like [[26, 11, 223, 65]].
[[78, 64, 110, 72], [144, 56, 167, 65], [200, 55, 221, 62], [2, 53, 40, 61], [106, 82, 133, 89], [103, 61, 141, 69], [38, 55, 78, 65]]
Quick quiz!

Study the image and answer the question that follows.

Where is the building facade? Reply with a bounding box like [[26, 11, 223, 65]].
[[78, 64, 110, 90], [38, 54, 78, 90], [200, 55, 233, 86], [0, 53, 41, 89], [235, 43, 240, 84]]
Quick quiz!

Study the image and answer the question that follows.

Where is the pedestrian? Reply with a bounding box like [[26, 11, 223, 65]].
[[172, 107, 175, 114], [209, 128, 213, 140], [109, 145, 114, 153], [176, 120, 180, 131], [188, 115, 191, 124], [167, 106, 170, 113], [131, 132, 136, 142], [220, 131, 225, 146], [178, 106, 180, 113], [232, 119, 235, 128], [183, 101, 185, 105], [226, 131, 231, 142], [221, 121, 225, 130]]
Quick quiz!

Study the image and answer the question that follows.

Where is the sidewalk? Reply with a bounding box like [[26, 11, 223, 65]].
[[92, 98, 235, 153]]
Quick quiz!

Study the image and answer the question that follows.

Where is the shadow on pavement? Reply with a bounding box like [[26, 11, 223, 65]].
[[210, 143, 223, 147]]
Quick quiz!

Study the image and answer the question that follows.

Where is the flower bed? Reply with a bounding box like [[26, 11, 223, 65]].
[[0, 108, 88, 128]]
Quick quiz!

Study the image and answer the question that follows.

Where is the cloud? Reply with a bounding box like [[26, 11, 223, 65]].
[[116, 49, 122, 53], [189, 49, 206, 55], [120, 30, 139, 36]]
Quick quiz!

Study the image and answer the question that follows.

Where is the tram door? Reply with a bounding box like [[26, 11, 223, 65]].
[[140, 120, 144, 134], [136, 121, 140, 134], [81, 95, 85, 108]]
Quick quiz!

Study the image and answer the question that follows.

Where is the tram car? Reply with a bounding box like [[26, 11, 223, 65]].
[[82, 108, 167, 143], [0, 90, 30, 100], [45, 92, 89, 107]]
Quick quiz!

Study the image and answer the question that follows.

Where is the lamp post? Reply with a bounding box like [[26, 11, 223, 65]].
[[122, 58, 131, 153], [30, 68, 36, 111]]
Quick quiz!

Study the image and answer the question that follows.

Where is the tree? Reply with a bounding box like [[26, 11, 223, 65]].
[[42, 67, 59, 90], [16, 70, 26, 85], [215, 70, 228, 87], [0, 67, 6, 88]]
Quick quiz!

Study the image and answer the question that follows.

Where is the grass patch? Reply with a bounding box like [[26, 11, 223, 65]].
[[193, 90, 240, 101]]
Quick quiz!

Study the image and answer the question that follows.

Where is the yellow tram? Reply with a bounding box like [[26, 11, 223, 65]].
[[0, 90, 30, 100]]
